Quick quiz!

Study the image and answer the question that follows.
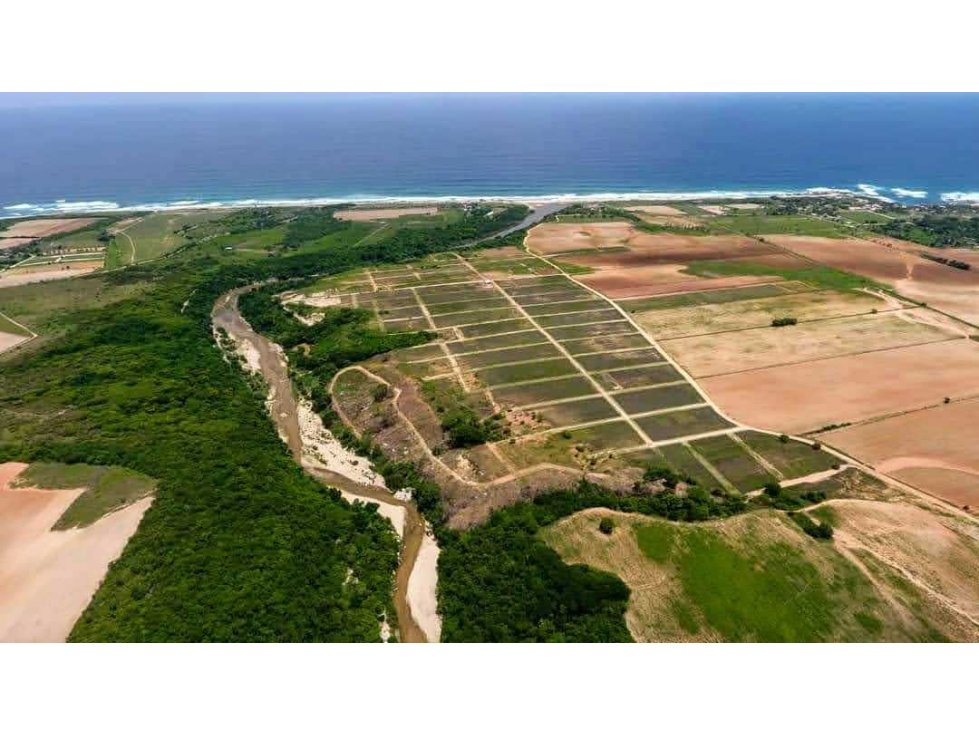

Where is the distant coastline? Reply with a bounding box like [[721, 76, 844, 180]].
[[4, 184, 977, 219]]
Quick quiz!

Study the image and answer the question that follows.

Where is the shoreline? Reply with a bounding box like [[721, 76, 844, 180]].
[[3, 184, 971, 220]]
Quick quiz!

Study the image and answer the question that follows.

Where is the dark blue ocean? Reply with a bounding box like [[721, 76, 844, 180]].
[[1, 93, 978, 216]]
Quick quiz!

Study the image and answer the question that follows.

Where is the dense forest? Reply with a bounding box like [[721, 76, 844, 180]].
[[872, 214, 979, 248], [0, 204, 526, 641]]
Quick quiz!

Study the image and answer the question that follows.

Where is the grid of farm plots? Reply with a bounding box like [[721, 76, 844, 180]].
[[315, 252, 840, 492]]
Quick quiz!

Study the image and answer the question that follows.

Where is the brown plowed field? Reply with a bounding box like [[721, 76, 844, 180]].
[[556, 232, 771, 269], [0, 237, 35, 251], [526, 222, 637, 254], [577, 265, 776, 300], [824, 399, 979, 509], [0, 217, 99, 239], [335, 207, 438, 220], [768, 235, 979, 325], [700, 339, 979, 434]]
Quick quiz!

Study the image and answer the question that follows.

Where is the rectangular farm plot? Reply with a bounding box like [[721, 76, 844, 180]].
[[384, 317, 432, 333], [456, 343, 563, 371], [532, 397, 619, 427], [431, 307, 522, 328], [596, 364, 684, 391], [577, 347, 663, 372], [522, 298, 607, 317], [475, 357, 578, 386], [399, 357, 456, 380], [418, 284, 499, 304], [636, 407, 732, 442], [425, 297, 510, 315], [497, 420, 643, 469], [738, 432, 837, 480], [492, 376, 597, 406], [663, 311, 956, 378], [657, 443, 726, 489], [445, 330, 546, 354], [634, 289, 895, 340], [472, 259, 560, 277], [511, 289, 594, 306], [689, 435, 775, 491], [395, 343, 446, 362], [546, 321, 637, 340], [612, 384, 703, 415], [536, 309, 623, 329], [562, 333, 650, 356], [458, 318, 535, 338]]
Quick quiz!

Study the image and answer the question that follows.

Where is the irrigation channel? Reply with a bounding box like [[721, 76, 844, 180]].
[[212, 288, 430, 642]]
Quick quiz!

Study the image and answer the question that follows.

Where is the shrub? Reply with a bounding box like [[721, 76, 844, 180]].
[[771, 316, 798, 327], [598, 517, 615, 535]]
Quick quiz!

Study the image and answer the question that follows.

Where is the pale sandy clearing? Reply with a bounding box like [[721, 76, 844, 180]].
[[634, 289, 896, 339], [662, 310, 955, 378], [699, 205, 728, 215], [626, 205, 686, 216], [0, 462, 152, 642], [406, 530, 442, 642], [0, 332, 30, 354], [335, 207, 438, 221], [728, 203, 763, 210], [0, 261, 101, 289], [700, 339, 979, 434], [0, 218, 99, 239]]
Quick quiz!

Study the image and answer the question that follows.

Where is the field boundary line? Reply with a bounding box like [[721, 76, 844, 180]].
[[410, 287, 466, 390], [454, 253, 652, 446], [691, 334, 960, 379], [731, 433, 785, 482]]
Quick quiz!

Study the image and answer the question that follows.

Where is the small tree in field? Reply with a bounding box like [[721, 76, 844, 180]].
[[598, 518, 615, 535]]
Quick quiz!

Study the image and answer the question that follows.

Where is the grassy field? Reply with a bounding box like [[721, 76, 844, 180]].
[[740, 431, 838, 479], [711, 214, 848, 238], [12, 462, 156, 529], [636, 407, 731, 441], [612, 384, 702, 415], [689, 435, 774, 491], [542, 509, 954, 641], [683, 258, 885, 292], [117, 211, 226, 263]]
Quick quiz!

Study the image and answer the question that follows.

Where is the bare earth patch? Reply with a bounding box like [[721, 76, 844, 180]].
[[0, 261, 102, 289], [700, 339, 979, 434], [0, 237, 36, 251], [335, 207, 439, 221], [0, 217, 99, 239], [525, 222, 639, 254], [0, 462, 152, 642], [662, 310, 955, 378], [825, 399, 979, 510]]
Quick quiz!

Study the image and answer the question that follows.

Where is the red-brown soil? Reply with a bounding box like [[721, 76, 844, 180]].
[[700, 339, 979, 434]]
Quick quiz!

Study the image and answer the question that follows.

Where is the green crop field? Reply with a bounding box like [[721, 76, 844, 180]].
[[596, 363, 683, 390], [456, 343, 562, 371], [446, 330, 546, 354], [532, 396, 619, 427], [476, 357, 578, 386], [710, 214, 848, 238], [636, 407, 732, 441], [563, 333, 650, 356], [536, 309, 623, 329], [578, 347, 663, 372], [690, 435, 774, 491], [740, 431, 838, 479], [612, 384, 702, 415], [620, 283, 793, 312], [492, 375, 598, 406]]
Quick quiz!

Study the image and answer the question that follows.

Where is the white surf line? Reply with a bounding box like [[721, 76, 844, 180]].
[[410, 287, 466, 390], [455, 254, 654, 447]]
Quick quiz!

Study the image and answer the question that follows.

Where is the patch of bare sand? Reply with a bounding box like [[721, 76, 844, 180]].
[[0, 237, 35, 251], [335, 207, 438, 221], [626, 205, 686, 216], [662, 310, 954, 378], [407, 530, 442, 642], [0, 331, 30, 354], [699, 205, 728, 215], [728, 203, 762, 210], [0, 462, 152, 642], [0, 261, 101, 289], [0, 218, 99, 239]]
